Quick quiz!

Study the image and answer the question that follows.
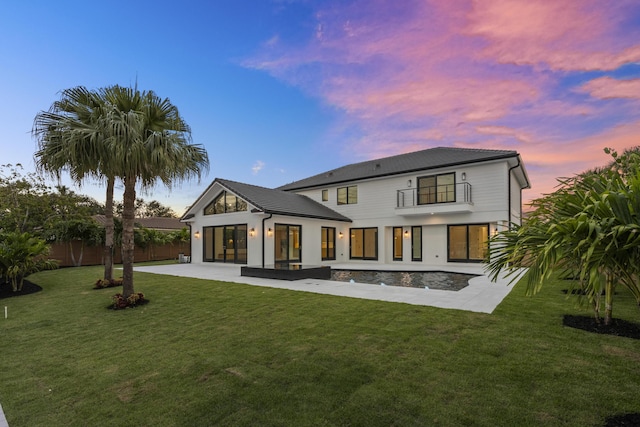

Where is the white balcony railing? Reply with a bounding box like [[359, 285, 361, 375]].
[[395, 183, 473, 215]]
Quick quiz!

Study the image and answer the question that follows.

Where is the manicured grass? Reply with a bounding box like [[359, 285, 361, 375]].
[[1, 266, 639, 426]]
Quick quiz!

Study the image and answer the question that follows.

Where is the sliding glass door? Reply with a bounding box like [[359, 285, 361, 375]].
[[274, 224, 301, 264], [203, 224, 247, 264]]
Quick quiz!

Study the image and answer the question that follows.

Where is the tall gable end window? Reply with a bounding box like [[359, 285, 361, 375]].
[[204, 191, 248, 215], [418, 173, 455, 204], [337, 186, 358, 205]]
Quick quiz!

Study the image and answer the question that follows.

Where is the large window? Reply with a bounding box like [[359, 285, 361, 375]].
[[350, 227, 378, 260], [411, 226, 422, 261], [448, 224, 489, 262], [417, 173, 455, 205], [393, 227, 403, 261], [321, 227, 336, 260], [275, 224, 301, 264], [203, 224, 247, 264], [204, 191, 247, 215], [337, 186, 358, 205]]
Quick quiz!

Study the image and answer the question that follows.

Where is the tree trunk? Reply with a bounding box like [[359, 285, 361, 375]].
[[121, 176, 136, 298], [69, 241, 78, 267], [604, 274, 614, 326], [103, 176, 115, 281]]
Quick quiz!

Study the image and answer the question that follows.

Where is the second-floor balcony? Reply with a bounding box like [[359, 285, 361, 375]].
[[395, 183, 473, 216]]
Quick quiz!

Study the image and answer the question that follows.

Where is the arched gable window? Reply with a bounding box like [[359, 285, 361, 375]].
[[204, 191, 247, 215]]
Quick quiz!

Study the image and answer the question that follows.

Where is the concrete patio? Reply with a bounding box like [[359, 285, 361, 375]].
[[133, 262, 524, 314]]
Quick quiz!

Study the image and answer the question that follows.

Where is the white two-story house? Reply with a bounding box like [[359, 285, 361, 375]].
[[181, 147, 530, 270]]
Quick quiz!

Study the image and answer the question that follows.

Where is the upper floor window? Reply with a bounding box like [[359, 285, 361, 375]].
[[417, 173, 455, 204], [322, 189, 328, 202], [337, 186, 358, 205], [204, 191, 247, 215]]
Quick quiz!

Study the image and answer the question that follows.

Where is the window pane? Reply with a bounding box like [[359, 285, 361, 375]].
[[438, 173, 455, 202], [448, 225, 467, 260], [364, 228, 377, 259], [322, 189, 328, 201], [393, 227, 403, 260], [204, 227, 213, 261], [468, 225, 488, 260], [214, 226, 225, 261], [348, 186, 358, 204], [350, 229, 363, 258], [204, 202, 215, 215], [214, 193, 225, 214], [418, 176, 436, 204], [337, 187, 347, 205], [275, 224, 288, 261], [237, 198, 247, 212], [236, 225, 247, 264], [225, 193, 237, 213], [412, 226, 422, 261], [289, 226, 301, 261], [327, 228, 335, 259]]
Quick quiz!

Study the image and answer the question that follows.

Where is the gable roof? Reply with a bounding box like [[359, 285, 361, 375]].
[[182, 178, 351, 222], [277, 146, 525, 191]]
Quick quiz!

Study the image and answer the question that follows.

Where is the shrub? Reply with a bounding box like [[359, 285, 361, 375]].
[[93, 278, 123, 289], [110, 292, 147, 310], [0, 231, 58, 292]]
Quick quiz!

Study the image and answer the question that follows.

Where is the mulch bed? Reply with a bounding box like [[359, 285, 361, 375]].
[[0, 279, 42, 299], [563, 315, 640, 340], [604, 413, 640, 427]]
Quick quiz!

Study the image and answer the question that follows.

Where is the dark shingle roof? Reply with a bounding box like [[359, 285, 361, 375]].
[[93, 215, 184, 230], [216, 179, 351, 222], [277, 146, 520, 191]]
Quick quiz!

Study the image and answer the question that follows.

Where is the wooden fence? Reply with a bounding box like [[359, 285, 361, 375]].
[[49, 240, 191, 267]]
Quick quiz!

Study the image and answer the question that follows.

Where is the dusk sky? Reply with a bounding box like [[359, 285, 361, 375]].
[[2, 0, 640, 214]]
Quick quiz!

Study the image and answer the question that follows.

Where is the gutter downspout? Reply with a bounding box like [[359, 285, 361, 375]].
[[262, 213, 273, 268], [508, 156, 524, 227]]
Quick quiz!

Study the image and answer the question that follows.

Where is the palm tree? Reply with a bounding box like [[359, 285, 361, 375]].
[[99, 86, 208, 297], [33, 86, 118, 281]]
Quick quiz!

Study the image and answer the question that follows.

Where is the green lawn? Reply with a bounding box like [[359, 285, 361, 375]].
[[1, 265, 639, 426]]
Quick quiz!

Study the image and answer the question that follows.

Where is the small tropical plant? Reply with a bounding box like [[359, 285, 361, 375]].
[[487, 147, 640, 325], [0, 231, 58, 292]]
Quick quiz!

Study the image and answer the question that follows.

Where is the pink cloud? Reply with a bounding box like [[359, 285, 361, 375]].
[[245, 0, 640, 202], [578, 77, 640, 100], [464, 0, 640, 71]]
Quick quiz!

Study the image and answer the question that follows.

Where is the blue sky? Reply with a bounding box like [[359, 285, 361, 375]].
[[2, 0, 640, 214]]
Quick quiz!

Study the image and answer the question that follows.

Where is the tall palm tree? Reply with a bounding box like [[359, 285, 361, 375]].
[[99, 86, 209, 297], [33, 86, 118, 281]]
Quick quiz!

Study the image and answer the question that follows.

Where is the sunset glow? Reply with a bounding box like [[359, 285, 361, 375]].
[[1, 1, 639, 210]]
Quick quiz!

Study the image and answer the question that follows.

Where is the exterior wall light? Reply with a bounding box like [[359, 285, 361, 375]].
[[404, 230, 410, 238], [249, 228, 255, 237], [267, 228, 273, 236], [461, 172, 466, 181], [338, 232, 343, 238], [194, 230, 200, 239]]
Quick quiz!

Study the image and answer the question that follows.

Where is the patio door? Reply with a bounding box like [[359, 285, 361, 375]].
[[203, 224, 247, 264], [274, 223, 301, 265]]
